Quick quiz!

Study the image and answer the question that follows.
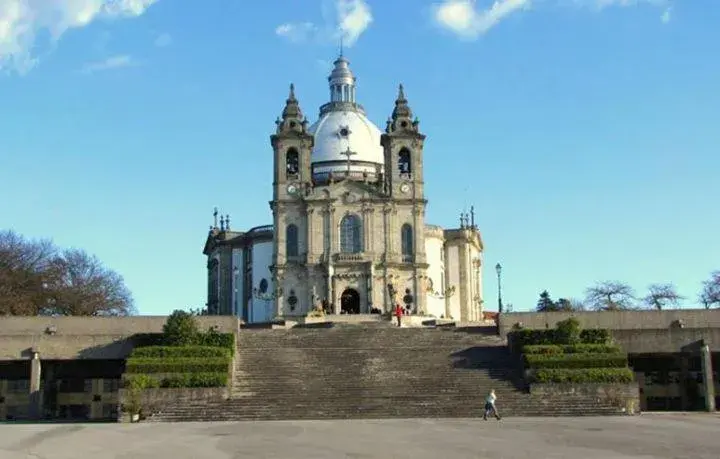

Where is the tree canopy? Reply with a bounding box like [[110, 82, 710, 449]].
[[0, 230, 135, 316]]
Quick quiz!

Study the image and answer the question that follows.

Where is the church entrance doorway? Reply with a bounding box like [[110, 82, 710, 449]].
[[340, 288, 361, 314]]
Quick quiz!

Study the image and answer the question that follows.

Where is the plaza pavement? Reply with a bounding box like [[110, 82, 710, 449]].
[[0, 414, 718, 459]]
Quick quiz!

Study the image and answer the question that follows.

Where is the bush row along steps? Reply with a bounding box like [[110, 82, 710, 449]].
[[146, 328, 628, 422]]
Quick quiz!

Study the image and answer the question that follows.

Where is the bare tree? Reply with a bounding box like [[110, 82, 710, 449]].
[[643, 283, 684, 310], [0, 231, 56, 315], [699, 271, 720, 309], [0, 230, 135, 316], [48, 249, 135, 316], [585, 281, 636, 311], [569, 298, 586, 311]]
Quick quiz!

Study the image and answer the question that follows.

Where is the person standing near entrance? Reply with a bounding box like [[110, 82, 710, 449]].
[[483, 389, 501, 421], [394, 304, 403, 327]]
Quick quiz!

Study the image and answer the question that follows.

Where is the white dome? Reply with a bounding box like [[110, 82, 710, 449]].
[[308, 110, 384, 175]]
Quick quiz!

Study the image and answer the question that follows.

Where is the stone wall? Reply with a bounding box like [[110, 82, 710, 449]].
[[529, 383, 640, 414], [0, 316, 240, 360], [498, 310, 720, 337], [611, 328, 720, 353]]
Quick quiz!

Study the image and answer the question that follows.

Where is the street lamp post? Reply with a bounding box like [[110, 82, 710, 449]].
[[495, 263, 503, 314]]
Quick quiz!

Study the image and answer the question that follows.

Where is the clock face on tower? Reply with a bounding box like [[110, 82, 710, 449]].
[[400, 183, 410, 194], [287, 183, 298, 195]]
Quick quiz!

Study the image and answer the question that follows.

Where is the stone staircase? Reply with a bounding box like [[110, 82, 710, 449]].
[[146, 325, 626, 421]]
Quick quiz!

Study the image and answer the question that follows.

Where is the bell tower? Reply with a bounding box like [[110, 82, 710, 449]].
[[269, 84, 314, 317], [382, 84, 426, 200], [380, 84, 429, 314], [270, 84, 313, 202]]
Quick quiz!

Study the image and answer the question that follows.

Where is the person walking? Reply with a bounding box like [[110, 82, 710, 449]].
[[394, 303, 403, 327], [483, 389, 501, 421]]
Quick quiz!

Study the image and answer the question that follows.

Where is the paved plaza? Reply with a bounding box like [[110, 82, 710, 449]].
[[1, 414, 718, 459]]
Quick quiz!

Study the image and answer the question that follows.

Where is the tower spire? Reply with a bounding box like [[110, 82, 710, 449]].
[[281, 83, 302, 120], [328, 54, 356, 104]]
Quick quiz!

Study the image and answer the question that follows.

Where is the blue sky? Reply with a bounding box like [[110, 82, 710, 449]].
[[1, 0, 718, 315]]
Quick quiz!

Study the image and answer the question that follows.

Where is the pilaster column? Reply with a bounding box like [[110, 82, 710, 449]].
[[362, 206, 371, 253], [700, 345, 716, 412], [458, 243, 469, 322], [331, 276, 339, 314], [306, 208, 314, 261], [29, 349, 42, 419], [329, 207, 338, 254]]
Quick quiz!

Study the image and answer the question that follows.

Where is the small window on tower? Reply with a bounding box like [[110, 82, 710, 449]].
[[286, 148, 299, 178], [398, 148, 411, 175]]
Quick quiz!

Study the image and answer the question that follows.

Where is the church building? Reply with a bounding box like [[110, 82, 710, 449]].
[[203, 56, 484, 323]]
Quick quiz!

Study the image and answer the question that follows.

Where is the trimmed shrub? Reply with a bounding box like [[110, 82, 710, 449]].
[[196, 331, 235, 354], [123, 372, 227, 389], [160, 372, 228, 388], [163, 310, 200, 346], [554, 317, 581, 345], [525, 353, 628, 370], [532, 368, 634, 384], [125, 357, 230, 374], [123, 374, 161, 390], [509, 328, 611, 349], [523, 344, 622, 355], [580, 329, 611, 344], [130, 346, 230, 359]]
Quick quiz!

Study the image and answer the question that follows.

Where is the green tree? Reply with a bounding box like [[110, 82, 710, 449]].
[[555, 317, 581, 345], [536, 290, 556, 312], [555, 298, 575, 311], [162, 310, 199, 346]]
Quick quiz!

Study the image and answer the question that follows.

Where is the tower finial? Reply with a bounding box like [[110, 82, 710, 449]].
[[397, 84, 405, 101], [213, 207, 218, 228], [339, 35, 344, 57], [470, 206, 475, 228], [288, 83, 296, 101]]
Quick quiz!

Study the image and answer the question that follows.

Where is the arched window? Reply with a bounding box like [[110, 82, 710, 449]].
[[340, 214, 362, 253], [398, 148, 411, 175], [401, 224, 413, 262], [286, 148, 299, 178], [286, 224, 299, 257]]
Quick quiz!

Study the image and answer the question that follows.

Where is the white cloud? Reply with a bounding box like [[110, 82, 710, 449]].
[[433, 0, 673, 39], [0, 0, 159, 75], [433, 0, 531, 39], [275, 0, 373, 47], [275, 22, 317, 43], [336, 0, 373, 47], [81, 54, 136, 73], [154, 32, 172, 47]]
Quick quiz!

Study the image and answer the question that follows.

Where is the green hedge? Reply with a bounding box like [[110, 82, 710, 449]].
[[525, 353, 628, 370], [523, 344, 622, 355], [125, 357, 230, 374], [124, 372, 228, 389], [132, 332, 234, 354], [532, 368, 635, 384], [509, 328, 611, 349], [130, 346, 231, 359]]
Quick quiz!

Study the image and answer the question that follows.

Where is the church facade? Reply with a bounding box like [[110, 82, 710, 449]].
[[203, 56, 484, 323]]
